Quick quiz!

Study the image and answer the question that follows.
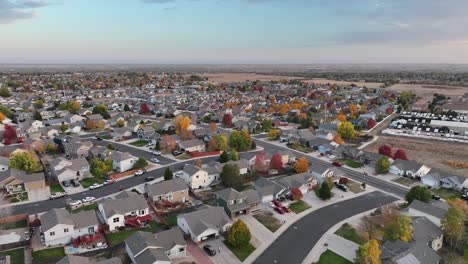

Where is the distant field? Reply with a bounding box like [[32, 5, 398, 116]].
[[302, 78, 383, 88], [196, 73, 304, 83], [388, 84, 468, 97], [364, 135, 468, 177]]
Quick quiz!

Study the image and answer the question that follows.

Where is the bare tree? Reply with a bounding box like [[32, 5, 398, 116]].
[[359, 216, 378, 241]]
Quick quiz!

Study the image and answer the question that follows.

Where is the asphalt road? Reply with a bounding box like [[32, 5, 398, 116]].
[[253, 191, 398, 264], [254, 140, 409, 198]]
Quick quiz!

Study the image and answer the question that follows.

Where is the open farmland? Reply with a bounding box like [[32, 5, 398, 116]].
[[196, 73, 304, 83], [302, 78, 383, 88], [363, 135, 468, 177], [388, 84, 468, 97]]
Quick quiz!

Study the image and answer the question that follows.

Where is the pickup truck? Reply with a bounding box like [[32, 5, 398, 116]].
[[49, 192, 68, 200]]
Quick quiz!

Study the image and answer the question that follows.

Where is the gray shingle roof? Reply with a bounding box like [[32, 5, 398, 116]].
[[178, 207, 231, 236], [100, 195, 148, 217], [254, 177, 285, 197], [408, 200, 449, 219], [40, 208, 75, 232], [147, 178, 188, 197], [215, 188, 245, 202]]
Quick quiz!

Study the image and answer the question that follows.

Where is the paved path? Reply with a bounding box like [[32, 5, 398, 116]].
[[253, 191, 397, 264], [326, 234, 359, 262]]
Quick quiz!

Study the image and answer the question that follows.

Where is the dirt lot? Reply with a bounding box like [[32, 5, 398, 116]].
[[196, 73, 304, 83], [388, 84, 468, 97], [302, 78, 383, 88], [363, 135, 468, 177]]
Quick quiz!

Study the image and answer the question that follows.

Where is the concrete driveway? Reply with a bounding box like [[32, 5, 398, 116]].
[[326, 234, 358, 262], [200, 238, 241, 264], [239, 214, 274, 246], [186, 239, 214, 264], [27, 187, 50, 202]]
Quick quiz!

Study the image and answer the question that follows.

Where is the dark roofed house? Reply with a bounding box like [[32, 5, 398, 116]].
[[146, 178, 190, 204], [215, 188, 261, 218]]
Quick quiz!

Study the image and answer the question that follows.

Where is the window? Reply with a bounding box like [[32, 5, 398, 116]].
[[157, 195, 162, 201], [228, 200, 234, 205], [113, 217, 120, 223], [139, 210, 145, 215], [64, 228, 69, 233], [179, 247, 185, 252], [196, 175, 199, 178], [50, 231, 55, 236], [166, 194, 173, 200], [88, 227, 94, 234]]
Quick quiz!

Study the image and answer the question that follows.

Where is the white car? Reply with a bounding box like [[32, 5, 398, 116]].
[[82, 196, 96, 203], [152, 151, 161, 156], [150, 158, 160, 163], [89, 183, 104, 190], [69, 200, 82, 206], [134, 170, 145, 176], [49, 192, 68, 200]]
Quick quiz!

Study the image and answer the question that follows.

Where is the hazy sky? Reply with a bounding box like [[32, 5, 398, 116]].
[[1, 0, 468, 64]]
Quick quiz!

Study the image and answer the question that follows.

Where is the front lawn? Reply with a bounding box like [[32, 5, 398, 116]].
[[337, 159, 364, 168], [70, 203, 98, 213], [32, 247, 65, 263], [334, 223, 365, 244], [79, 177, 105, 188], [0, 219, 28, 229], [223, 241, 256, 262], [1, 248, 24, 264], [392, 177, 417, 187], [346, 180, 364, 194], [106, 221, 161, 246], [318, 249, 352, 264], [130, 140, 148, 147], [253, 213, 283, 232], [289, 200, 311, 213], [176, 153, 192, 160], [101, 135, 112, 140], [50, 184, 65, 194], [431, 188, 461, 200]]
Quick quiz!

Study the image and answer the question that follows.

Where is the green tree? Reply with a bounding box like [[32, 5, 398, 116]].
[[33, 111, 42, 121], [90, 158, 112, 177], [226, 220, 252, 247], [9, 151, 41, 174], [355, 239, 381, 264], [164, 167, 173, 180], [60, 123, 69, 133], [34, 99, 44, 109], [123, 104, 131, 111], [209, 134, 229, 151], [155, 140, 161, 151], [46, 143, 57, 154], [219, 151, 229, 163], [0, 86, 11, 97], [442, 203, 466, 249], [0, 106, 13, 119], [220, 164, 243, 190], [318, 181, 332, 200], [405, 186, 432, 203], [133, 157, 148, 169], [229, 130, 252, 151], [375, 156, 390, 174], [337, 121, 356, 139], [92, 103, 110, 119], [262, 118, 273, 132], [229, 149, 239, 161]]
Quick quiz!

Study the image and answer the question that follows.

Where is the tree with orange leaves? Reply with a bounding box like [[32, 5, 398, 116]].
[[278, 103, 290, 115], [294, 157, 309, 173], [332, 134, 345, 145], [0, 112, 5, 123], [349, 104, 359, 119], [161, 134, 176, 153], [336, 114, 347, 122], [174, 115, 191, 133], [209, 122, 218, 132]]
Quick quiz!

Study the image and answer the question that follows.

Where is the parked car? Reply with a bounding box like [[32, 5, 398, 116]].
[[145, 176, 155, 182], [281, 206, 291, 213], [70, 179, 80, 187], [49, 192, 68, 200], [69, 200, 82, 206], [62, 180, 71, 187], [332, 161, 343, 167], [103, 179, 115, 185], [150, 158, 160, 163], [335, 182, 349, 192], [203, 245, 216, 256], [82, 197, 95, 203], [272, 200, 282, 207], [134, 170, 145, 176], [172, 150, 183, 156], [96, 137, 102, 140], [274, 206, 285, 214], [152, 150, 161, 156], [89, 183, 104, 190], [431, 195, 441, 201]]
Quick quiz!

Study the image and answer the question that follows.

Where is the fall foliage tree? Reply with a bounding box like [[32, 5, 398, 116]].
[[208, 134, 229, 151], [140, 103, 150, 114], [229, 149, 239, 161], [262, 118, 273, 132], [278, 103, 290, 115], [226, 220, 251, 247], [174, 115, 191, 133], [92, 103, 109, 119], [359, 216, 379, 241], [270, 153, 283, 171], [291, 188, 303, 200], [378, 145, 392, 157], [209, 122, 218, 132], [367, 118, 376, 130], [336, 114, 347, 122], [254, 152, 269, 173], [60, 123, 69, 133], [222, 113, 233, 126], [442, 206, 465, 249], [375, 156, 390, 174], [9, 151, 41, 174], [86, 119, 105, 130], [3, 124, 17, 143], [355, 239, 381, 264], [332, 134, 345, 145], [337, 121, 356, 139], [161, 134, 176, 153], [179, 129, 194, 140], [195, 159, 202, 168], [397, 215, 413, 242], [294, 157, 309, 173], [115, 119, 125, 128], [393, 149, 408, 160], [349, 104, 359, 119], [229, 130, 252, 151], [0, 112, 5, 123], [267, 129, 280, 140]]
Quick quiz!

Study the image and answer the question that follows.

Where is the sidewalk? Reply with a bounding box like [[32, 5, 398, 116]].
[[325, 234, 359, 262]]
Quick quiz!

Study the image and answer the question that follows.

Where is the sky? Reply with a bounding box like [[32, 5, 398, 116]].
[[1, 0, 468, 64]]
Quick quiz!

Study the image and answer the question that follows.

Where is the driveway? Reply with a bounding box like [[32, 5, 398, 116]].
[[200, 238, 241, 264], [186, 239, 214, 264], [27, 187, 50, 202], [239, 215, 274, 246], [253, 191, 397, 264], [326, 234, 359, 262]]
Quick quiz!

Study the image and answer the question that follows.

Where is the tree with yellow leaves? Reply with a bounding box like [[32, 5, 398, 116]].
[[173, 115, 191, 133], [267, 129, 280, 140], [337, 121, 356, 139], [294, 157, 309, 173], [356, 239, 381, 264]]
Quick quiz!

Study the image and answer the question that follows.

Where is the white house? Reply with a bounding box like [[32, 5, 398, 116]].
[[111, 152, 138, 173], [175, 164, 211, 189], [49, 157, 90, 182], [389, 160, 431, 179], [98, 194, 150, 231], [177, 139, 206, 152], [177, 207, 232, 243], [39, 209, 99, 246]]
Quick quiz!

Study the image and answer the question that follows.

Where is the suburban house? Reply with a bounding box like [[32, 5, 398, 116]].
[[254, 177, 287, 203], [389, 160, 431, 179], [88, 146, 113, 160], [175, 164, 212, 189], [274, 172, 316, 194], [315, 130, 334, 140], [0, 169, 46, 195], [215, 188, 261, 218], [63, 142, 92, 159], [406, 200, 449, 226], [111, 152, 138, 173], [177, 139, 206, 152], [39, 208, 99, 246], [146, 178, 190, 204], [98, 194, 151, 231], [225, 159, 250, 175], [111, 127, 133, 140], [309, 163, 335, 186], [125, 228, 187, 264], [49, 157, 90, 182], [177, 207, 232, 243]]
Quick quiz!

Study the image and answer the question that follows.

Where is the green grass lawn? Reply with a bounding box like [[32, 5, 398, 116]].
[[223, 241, 255, 261], [70, 203, 98, 213], [346, 180, 364, 194], [130, 140, 148, 147], [101, 135, 112, 140], [318, 250, 352, 264], [1, 248, 24, 264], [0, 219, 28, 229], [338, 159, 364, 168], [49, 184, 65, 194], [391, 177, 417, 187], [431, 188, 461, 200], [32, 247, 65, 263], [165, 216, 177, 227], [334, 223, 365, 244], [79, 177, 105, 188], [253, 213, 283, 232], [289, 200, 311, 213], [106, 221, 161, 246]]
